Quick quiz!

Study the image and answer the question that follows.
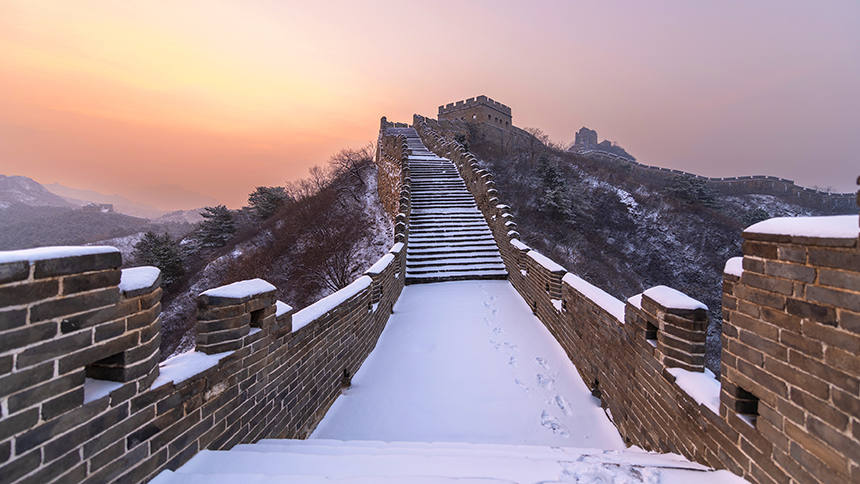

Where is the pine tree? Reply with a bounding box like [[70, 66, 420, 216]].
[[132, 231, 185, 287], [248, 186, 289, 221], [197, 205, 236, 248]]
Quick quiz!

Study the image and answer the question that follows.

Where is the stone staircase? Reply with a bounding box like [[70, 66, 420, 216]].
[[150, 438, 739, 483], [388, 128, 507, 284]]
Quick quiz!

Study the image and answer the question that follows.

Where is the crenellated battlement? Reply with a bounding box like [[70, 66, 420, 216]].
[[438, 95, 513, 128], [0, 240, 406, 483]]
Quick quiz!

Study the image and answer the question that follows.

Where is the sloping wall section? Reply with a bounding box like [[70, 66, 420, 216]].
[[414, 116, 860, 484], [0, 240, 405, 483]]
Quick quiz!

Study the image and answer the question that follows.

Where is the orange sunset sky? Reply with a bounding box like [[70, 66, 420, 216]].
[[1, 0, 858, 209]]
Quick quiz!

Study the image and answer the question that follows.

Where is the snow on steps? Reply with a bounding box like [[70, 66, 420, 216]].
[[150, 438, 744, 483], [402, 132, 507, 284]]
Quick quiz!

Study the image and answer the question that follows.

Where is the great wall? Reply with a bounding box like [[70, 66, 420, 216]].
[[0, 96, 857, 483]]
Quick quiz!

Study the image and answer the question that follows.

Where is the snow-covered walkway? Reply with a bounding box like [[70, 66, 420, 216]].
[[153, 280, 746, 483], [312, 280, 623, 448]]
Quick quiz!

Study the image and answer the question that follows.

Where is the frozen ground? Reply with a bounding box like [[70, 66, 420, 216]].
[[312, 280, 625, 449]]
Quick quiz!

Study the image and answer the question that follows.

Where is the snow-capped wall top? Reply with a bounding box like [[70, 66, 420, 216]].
[[563, 273, 626, 324], [390, 242, 405, 254], [510, 239, 529, 251], [199, 278, 276, 299], [528, 251, 566, 273], [745, 214, 858, 239], [292, 275, 372, 332], [723, 257, 744, 278], [119, 266, 160, 294], [642, 286, 707, 311], [365, 253, 395, 276], [0, 245, 119, 264]]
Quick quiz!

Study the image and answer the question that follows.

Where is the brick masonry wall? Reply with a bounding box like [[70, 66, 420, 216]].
[[414, 118, 860, 484], [0, 243, 405, 484]]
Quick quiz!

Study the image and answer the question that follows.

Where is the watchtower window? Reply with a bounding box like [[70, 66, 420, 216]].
[[472, 114, 476, 120], [488, 114, 491, 120]]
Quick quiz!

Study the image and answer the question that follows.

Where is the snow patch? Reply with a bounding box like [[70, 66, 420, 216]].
[[119, 266, 160, 293], [199, 278, 276, 299], [83, 378, 124, 404], [275, 300, 293, 317], [292, 276, 372, 332], [642, 286, 707, 311], [152, 350, 232, 389], [0, 245, 118, 264], [667, 368, 721, 414], [627, 294, 642, 309], [746, 214, 858, 238], [562, 273, 626, 324], [724, 257, 744, 278]]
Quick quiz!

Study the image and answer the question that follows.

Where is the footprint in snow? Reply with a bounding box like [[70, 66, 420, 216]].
[[508, 356, 518, 367], [493, 327, 505, 335], [535, 357, 550, 370], [489, 340, 501, 350], [483, 301, 494, 309], [488, 295, 497, 301], [515, 379, 531, 396], [504, 342, 518, 351], [540, 410, 570, 438], [537, 374, 555, 391], [555, 395, 573, 416], [491, 309, 498, 316], [483, 317, 493, 326]]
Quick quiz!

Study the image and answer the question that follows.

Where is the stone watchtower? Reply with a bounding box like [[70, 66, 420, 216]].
[[573, 127, 598, 150], [438, 95, 512, 128]]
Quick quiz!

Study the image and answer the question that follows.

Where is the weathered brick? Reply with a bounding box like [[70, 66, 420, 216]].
[[30, 287, 119, 323], [0, 279, 59, 307], [789, 348, 859, 394], [779, 329, 822, 359], [61, 269, 121, 295], [802, 319, 860, 353], [60, 298, 136, 333], [758, 306, 801, 332], [809, 247, 860, 272], [743, 241, 778, 259], [735, 285, 785, 310], [840, 309, 860, 333], [825, 346, 860, 375], [0, 360, 53, 399], [58, 331, 138, 375], [9, 369, 85, 414], [33, 251, 121, 279], [807, 285, 860, 313], [0, 407, 39, 441], [0, 308, 26, 332], [742, 272, 793, 296], [0, 260, 29, 285], [764, 260, 816, 283], [1, 449, 42, 484], [43, 402, 128, 462], [41, 386, 85, 420], [15, 396, 108, 454], [778, 245, 807, 263], [127, 302, 161, 331]]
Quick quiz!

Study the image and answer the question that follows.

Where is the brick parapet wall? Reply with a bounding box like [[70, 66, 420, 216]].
[[721, 230, 860, 483], [0, 242, 405, 484], [413, 116, 860, 483]]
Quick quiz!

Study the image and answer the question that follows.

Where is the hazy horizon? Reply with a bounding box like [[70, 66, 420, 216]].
[[1, 1, 857, 209]]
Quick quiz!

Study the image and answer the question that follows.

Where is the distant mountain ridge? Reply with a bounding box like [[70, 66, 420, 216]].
[[0, 175, 76, 209]]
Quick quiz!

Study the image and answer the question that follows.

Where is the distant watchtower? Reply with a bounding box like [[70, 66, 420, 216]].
[[573, 127, 598, 150], [438, 95, 512, 128]]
